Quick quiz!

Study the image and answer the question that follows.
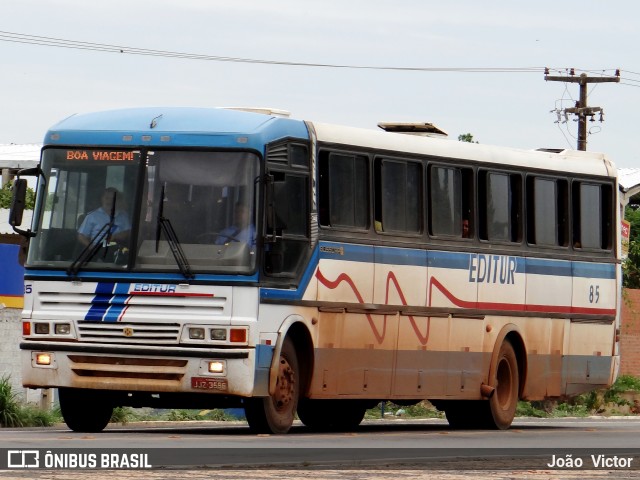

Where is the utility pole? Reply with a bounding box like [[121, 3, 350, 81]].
[[544, 68, 620, 150]]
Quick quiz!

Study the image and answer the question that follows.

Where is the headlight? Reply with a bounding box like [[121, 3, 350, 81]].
[[210, 328, 227, 341], [189, 327, 205, 340], [55, 323, 71, 335], [34, 323, 50, 335]]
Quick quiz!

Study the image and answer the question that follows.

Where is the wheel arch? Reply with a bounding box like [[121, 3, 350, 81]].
[[268, 316, 314, 397]]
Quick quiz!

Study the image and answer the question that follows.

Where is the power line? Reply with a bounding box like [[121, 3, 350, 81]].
[[0, 30, 549, 73]]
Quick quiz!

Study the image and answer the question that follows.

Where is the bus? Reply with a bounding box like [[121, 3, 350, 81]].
[[10, 107, 620, 433]]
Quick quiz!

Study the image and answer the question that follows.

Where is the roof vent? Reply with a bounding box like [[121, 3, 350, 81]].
[[378, 122, 448, 138], [223, 107, 291, 117], [535, 148, 566, 154]]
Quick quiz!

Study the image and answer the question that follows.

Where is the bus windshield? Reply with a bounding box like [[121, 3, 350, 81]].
[[27, 148, 260, 275]]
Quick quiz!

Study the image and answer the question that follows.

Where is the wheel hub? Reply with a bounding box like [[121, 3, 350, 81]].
[[274, 356, 296, 410]]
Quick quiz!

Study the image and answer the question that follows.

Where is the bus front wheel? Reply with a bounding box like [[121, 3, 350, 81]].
[[59, 388, 113, 433], [245, 337, 299, 434]]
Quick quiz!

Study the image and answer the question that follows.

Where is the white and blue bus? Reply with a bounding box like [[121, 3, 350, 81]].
[[10, 107, 620, 433]]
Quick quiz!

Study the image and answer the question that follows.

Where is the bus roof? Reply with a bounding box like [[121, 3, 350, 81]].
[[311, 122, 615, 178], [42, 107, 614, 179], [43, 107, 309, 150]]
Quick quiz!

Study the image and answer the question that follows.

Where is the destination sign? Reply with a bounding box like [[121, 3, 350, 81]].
[[66, 150, 136, 161]]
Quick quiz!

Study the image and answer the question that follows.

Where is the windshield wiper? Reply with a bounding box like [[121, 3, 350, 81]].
[[67, 195, 117, 277], [156, 186, 193, 279]]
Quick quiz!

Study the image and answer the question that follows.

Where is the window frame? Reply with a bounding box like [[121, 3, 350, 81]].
[[373, 156, 423, 236], [478, 168, 523, 245], [318, 150, 370, 232]]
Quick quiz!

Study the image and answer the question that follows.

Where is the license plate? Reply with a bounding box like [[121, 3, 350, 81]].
[[191, 377, 228, 391]]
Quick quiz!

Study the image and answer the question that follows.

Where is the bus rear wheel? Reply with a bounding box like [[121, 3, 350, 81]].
[[485, 339, 519, 430], [59, 388, 113, 433], [442, 340, 519, 430], [245, 337, 299, 434]]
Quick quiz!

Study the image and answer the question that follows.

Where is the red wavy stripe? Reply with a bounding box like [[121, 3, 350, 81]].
[[316, 269, 386, 343], [316, 268, 615, 346]]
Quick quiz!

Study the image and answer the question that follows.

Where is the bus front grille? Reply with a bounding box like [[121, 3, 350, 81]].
[[68, 355, 187, 382], [77, 322, 181, 345]]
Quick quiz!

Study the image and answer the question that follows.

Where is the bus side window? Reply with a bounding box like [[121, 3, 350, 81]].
[[429, 165, 474, 238], [374, 158, 422, 234], [526, 176, 568, 247], [479, 170, 522, 243], [572, 181, 613, 250], [318, 151, 368, 230]]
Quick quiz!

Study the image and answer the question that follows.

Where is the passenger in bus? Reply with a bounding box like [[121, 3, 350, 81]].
[[215, 203, 255, 245], [77, 187, 131, 247], [462, 219, 470, 238]]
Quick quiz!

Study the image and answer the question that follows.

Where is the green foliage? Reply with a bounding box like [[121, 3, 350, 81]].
[[0, 375, 23, 427], [624, 240, 640, 288], [0, 181, 35, 210], [624, 206, 640, 288], [550, 402, 590, 418], [515, 401, 547, 418], [110, 406, 133, 425], [20, 404, 61, 427], [0, 375, 62, 427], [365, 401, 443, 419], [457, 133, 479, 143], [626, 206, 640, 242], [165, 409, 235, 421]]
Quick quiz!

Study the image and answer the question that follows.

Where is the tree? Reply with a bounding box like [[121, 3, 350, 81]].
[[0, 181, 35, 210], [624, 205, 640, 288], [457, 133, 479, 143]]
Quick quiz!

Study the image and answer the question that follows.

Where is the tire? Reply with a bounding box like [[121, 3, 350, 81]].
[[58, 388, 113, 433], [298, 399, 366, 432], [486, 340, 519, 430], [245, 337, 299, 434], [443, 340, 519, 430]]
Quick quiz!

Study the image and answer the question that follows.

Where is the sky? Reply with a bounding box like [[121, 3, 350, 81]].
[[2, 1, 639, 168]]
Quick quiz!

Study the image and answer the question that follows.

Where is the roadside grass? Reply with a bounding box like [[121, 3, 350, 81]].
[[0, 375, 61, 427], [367, 375, 640, 420], [3, 374, 640, 427]]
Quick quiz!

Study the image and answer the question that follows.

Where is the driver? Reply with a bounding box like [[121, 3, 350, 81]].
[[215, 203, 254, 245], [77, 187, 131, 247]]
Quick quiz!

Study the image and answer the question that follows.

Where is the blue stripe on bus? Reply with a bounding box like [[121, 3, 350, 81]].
[[572, 262, 616, 279], [114, 283, 130, 295], [85, 283, 115, 321], [428, 251, 475, 270], [26, 269, 260, 283], [524, 258, 572, 277], [262, 242, 617, 301], [375, 248, 427, 267], [103, 304, 126, 322]]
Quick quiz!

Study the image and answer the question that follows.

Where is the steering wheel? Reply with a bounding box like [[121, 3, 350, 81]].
[[195, 231, 240, 244]]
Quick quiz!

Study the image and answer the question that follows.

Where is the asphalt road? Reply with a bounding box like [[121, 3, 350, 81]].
[[2, 417, 640, 479]]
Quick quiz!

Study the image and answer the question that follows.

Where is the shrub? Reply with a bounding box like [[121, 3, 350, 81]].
[[0, 375, 23, 427]]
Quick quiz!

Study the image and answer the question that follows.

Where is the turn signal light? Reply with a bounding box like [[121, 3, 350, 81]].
[[22, 322, 31, 336], [229, 328, 247, 343]]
